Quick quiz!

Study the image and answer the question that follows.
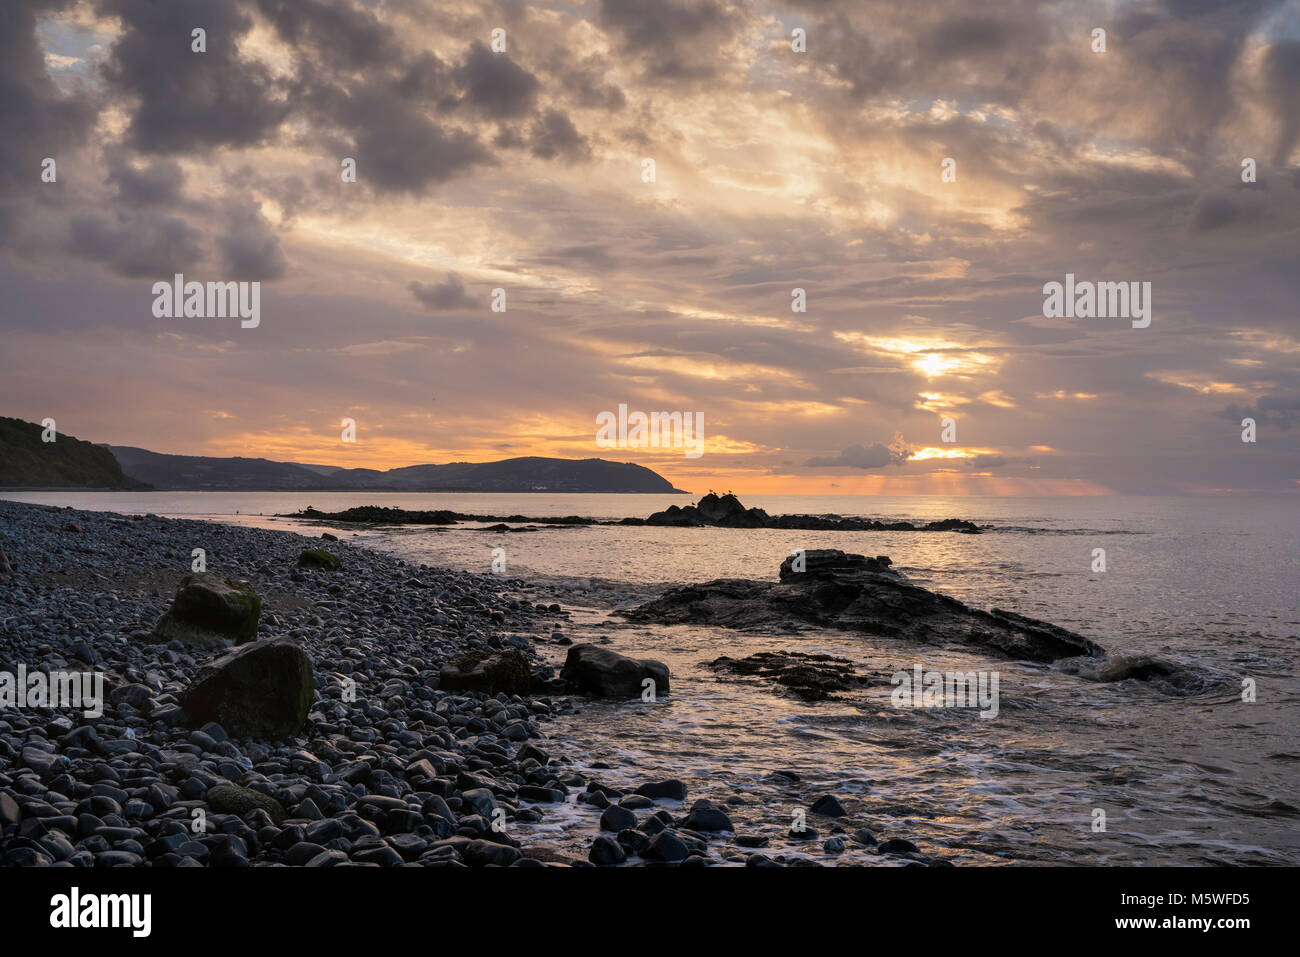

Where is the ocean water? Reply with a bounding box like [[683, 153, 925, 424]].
[[6, 491, 1298, 865]]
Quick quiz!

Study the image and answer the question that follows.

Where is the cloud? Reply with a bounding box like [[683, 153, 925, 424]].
[[598, 0, 744, 82], [217, 205, 287, 281], [453, 42, 540, 119], [105, 155, 185, 206], [529, 109, 589, 161], [67, 211, 205, 278], [1218, 393, 1300, 431], [97, 0, 289, 154], [409, 273, 475, 311], [807, 442, 913, 469], [0, 0, 99, 193]]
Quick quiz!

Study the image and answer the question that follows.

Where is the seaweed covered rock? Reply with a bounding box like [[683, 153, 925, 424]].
[[438, 648, 532, 695], [207, 783, 287, 823], [150, 573, 262, 649]]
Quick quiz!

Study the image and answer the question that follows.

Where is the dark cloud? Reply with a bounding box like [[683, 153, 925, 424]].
[[599, 0, 742, 82], [409, 273, 475, 311], [806, 442, 912, 469], [252, 0, 399, 71], [97, 0, 288, 154], [453, 42, 539, 119], [529, 109, 589, 161], [310, 72, 491, 192], [0, 0, 99, 191], [1187, 190, 1267, 232], [1217, 393, 1300, 431], [67, 211, 206, 278], [217, 205, 286, 281], [106, 155, 185, 206], [555, 56, 627, 111]]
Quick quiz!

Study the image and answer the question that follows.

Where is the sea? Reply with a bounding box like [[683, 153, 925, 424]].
[[5, 490, 1297, 865]]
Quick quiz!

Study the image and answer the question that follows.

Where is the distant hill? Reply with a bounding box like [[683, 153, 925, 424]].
[[0, 417, 148, 489], [104, 445, 686, 493]]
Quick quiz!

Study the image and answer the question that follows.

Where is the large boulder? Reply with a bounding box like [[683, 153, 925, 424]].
[[560, 644, 670, 698], [179, 638, 314, 740], [150, 573, 262, 649], [438, 649, 531, 695]]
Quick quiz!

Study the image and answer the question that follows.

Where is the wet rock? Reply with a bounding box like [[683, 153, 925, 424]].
[[179, 638, 314, 740], [149, 573, 262, 649], [438, 648, 531, 696], [878, 837, 921, 855], [560, 644, 670, 698], [600, 805, 637, 832], [1073, 654, 1206, 693], [588, 835, 626, 866], [642, 830, 690, 862], [628, 550, 1104, 662], [809, 795, 847, 818], [635, 780, 687, 801], [682, 799, 733, 832], [431, 837, 522, 867], [709, 651, 871, 701], [646, 493, 981, 533]]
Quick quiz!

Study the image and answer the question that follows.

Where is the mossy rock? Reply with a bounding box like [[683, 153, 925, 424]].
[[297, 548, 342, 570], [439, 648, 532, 695], [206, 783, 286, 823], [180, 638, 315, 741], [151, 573, 262, 650]]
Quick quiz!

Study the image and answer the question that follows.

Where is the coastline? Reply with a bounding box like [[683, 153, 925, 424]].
[[0, 499, 599, 867], [0, 499, 925, 867]]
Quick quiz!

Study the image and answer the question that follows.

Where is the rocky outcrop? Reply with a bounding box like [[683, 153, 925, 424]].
[[149, 573, 262, 649], [626, 549, 1103, 662], [708, 650, 874, 701], [560, 644, 670, 698], [643, 493, 981, 533], [438, 648, 532, 695], [179, 638, 315, 739]]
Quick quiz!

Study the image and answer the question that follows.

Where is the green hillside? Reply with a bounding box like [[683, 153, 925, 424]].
[[0, 417, 147, 489]]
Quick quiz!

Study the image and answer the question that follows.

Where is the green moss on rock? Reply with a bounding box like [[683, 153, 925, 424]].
[[152, 573, 262, 649], [297, 548, 342, 570], [206, 783, 287, 823]]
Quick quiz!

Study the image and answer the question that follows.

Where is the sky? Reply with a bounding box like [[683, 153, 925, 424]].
[[1, 0, 1297, 496]]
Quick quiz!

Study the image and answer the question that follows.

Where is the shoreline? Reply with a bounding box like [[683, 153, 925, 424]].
[[0, 499, 646, 867], [1, 499, 931, 868]]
